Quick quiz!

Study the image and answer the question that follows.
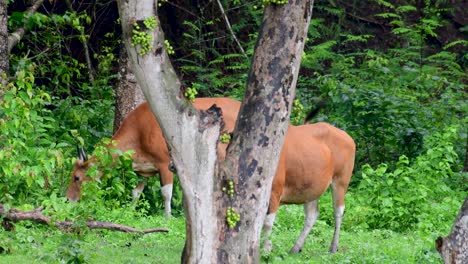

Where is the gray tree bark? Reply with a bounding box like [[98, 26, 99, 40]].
[[215, 2, 314, 262], [0, 0, 8, 92], [436, 197, 468, 264], [117, 0, 313, 262], [113, 45, 145, 133]]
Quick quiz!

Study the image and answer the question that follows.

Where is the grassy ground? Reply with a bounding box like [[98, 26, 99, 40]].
[[0, 203, 445, 264], [262, 206, 442, 263]]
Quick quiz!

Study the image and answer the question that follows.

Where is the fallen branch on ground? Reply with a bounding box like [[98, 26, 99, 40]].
[[0, 204, 169, 234]]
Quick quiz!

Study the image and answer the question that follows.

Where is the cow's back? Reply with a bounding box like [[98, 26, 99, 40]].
[[304, 122, 355, 179], [112, 98, 241, 163]]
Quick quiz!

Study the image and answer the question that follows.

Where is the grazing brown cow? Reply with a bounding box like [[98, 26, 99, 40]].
[[262, 122, 355, 254], [66, 97, 241, 217]]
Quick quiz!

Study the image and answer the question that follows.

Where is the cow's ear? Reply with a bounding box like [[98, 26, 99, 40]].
[[77, 146, 88, 161]]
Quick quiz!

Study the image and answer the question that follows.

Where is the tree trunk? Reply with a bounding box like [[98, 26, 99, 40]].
[[215, 2, 314, 262], [436, 197, 468, 264], [0, 0, 8, 92], [113, 45, 145, 133], [117, 0, 313, 263], [463, 129, 467, 172]]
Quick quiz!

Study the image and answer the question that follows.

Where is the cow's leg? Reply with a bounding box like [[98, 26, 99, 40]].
[[290, 199, 319, 253], [132, 178, 147, 200], [262, 191, 281, 253], [159, 167, 173, 218], [329, 181, 346, 253], [262, 212, 277, 253]]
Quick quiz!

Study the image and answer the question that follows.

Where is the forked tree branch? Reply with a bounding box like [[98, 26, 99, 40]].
[[8, 0, 45, 53], [0, 204, 169, 234]]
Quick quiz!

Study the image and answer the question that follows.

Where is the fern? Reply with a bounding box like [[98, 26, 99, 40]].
[[375, 13, 401, 19], [425, 52, 463, 74], [308, 18, 324, 41], [341, 34, 374, 44], [302, 40, 339, 70], [317, 5, 343, 16], [443, 40, 468, 50], [374, 0, 395, 9], [395, 5, 417, 13], [182, 20, 201, 33], [392, 27, 412, 35]]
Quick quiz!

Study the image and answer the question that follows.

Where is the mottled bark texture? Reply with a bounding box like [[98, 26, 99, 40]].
[[436, 197, 468, 264], [0, 0, 8, 91], [118, 2, 222, 262], [117, 0, 314, 263], [113, 45, 145, 133], [216, 1, 314, 263]]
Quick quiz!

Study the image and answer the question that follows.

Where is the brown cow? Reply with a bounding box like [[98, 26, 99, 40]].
[[262, 122, 355, 254], [66, 97, 241, 217]]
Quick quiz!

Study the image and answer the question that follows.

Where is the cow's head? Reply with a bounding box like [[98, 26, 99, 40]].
[[66, 146, 93, 202]]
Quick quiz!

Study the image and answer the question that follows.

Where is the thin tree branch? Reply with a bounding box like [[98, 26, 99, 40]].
[[335, 0, 386, 29], [65, 0, 95, 82], [216, 0, 247, 59], [7, 0, 45, 53], [165, 2, 199, 18], [0, 204, 169, 234]]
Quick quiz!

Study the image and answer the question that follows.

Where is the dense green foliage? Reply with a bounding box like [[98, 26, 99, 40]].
[[1, 0, 467, 263]]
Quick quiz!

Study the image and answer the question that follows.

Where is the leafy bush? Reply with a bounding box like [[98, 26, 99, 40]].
[[0, 70, 66, 205], [0, 71, 158, 220], [348, 126, 465, 232], [296, 1, 467, 174]]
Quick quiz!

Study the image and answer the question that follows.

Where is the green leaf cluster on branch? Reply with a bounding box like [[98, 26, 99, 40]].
[[131, 17, 158, 56], [263, 0, 289, 5]]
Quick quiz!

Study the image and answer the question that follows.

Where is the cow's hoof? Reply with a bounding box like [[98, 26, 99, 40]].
[[290, 246, 302, 254], [262, 241, 272, 254]]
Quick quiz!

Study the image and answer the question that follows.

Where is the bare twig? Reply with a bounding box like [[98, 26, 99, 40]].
[[0, 204, 169, 234], [165, 2, 198, 18], [335, 0, 386, 28], [216, 0, 247, 59], [8, 0, 45, 53]]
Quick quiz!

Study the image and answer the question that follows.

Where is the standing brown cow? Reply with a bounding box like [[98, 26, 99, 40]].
[[66, 96, 355, 254], [66, 97, 241, 217], [262, 122, 355, 253]]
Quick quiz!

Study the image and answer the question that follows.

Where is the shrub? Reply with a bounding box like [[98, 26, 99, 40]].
[[348, 126, 465, 232], [0, 70, 66, 205]]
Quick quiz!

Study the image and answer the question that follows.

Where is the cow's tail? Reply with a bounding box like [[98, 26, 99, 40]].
[[303, 99, 326, 124]]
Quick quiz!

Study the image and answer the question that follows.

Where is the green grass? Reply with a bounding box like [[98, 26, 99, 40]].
[[0, 203, 445, 264], [262, 205, 442, 263], [0, 216, 185, 264]]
